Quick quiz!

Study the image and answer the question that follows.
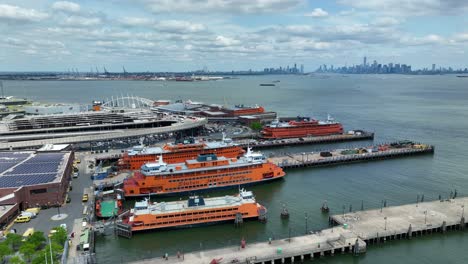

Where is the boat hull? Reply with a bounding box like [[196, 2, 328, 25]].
[[124, 175, 284, 197], [261, 123, 343, 139]]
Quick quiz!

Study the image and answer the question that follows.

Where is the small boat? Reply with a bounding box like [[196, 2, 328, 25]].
[[259, 83, 275, 86], [321, 201, 329, 213]]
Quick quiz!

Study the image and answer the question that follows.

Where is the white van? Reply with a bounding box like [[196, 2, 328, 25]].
[[20, 211, 36, 218]]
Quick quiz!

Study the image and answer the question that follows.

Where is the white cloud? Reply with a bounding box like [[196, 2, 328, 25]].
[[143, 0, 303, 14], [372, 17, 400, 27], [400, 34, 445, 46], [214, 36, 241, 46], [52, 1, 81, 13], [62, 15, 102, 27], [156, 20, 206, 34], [339, 0, 468, 16], [0, 4, 48, 22], [453, 33, 468, 42], [120, 17, 154, 27], [304, 8, 328, 17]]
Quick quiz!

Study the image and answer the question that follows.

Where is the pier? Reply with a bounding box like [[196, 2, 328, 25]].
[[131, 197, 468, 264], [270, 143, 434, 169], [237, 132, 374, 149]]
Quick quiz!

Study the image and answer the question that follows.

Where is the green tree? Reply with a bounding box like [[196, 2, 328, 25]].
[[27, 232, 46, 249], [19, 243, 36, 262], [5, 233, 22, 250], [31, 250, 47, 264], [8, 256, 25, 264], [250, 121, 263, 131], [50, 227, 67, 246], [0, 242, 13, 261]]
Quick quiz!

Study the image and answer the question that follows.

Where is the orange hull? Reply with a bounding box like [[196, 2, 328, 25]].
[[119, 145, 244, 170], [261, 123, 343, 139], [231, 106, 265, 116], [124, 162, 285, 197], [127, 203, 262, 231]]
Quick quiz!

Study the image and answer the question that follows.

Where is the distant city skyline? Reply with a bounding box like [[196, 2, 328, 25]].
[[1, 1, 468, 71], [315, 56, 468, 74]]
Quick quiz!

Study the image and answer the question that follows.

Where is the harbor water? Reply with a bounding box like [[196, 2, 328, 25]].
[[5, 74, 468, 263]]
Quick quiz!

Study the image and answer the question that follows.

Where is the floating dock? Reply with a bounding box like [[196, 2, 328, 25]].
[[270, 143, 434, 169], [131, 197, 468, 264], [237, 132, 374, 149]]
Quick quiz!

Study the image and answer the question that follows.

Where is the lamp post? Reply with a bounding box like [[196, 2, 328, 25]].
[[424, 210, 427, 224], [384, 217, 387, 231], [462, 205, 465, 218]]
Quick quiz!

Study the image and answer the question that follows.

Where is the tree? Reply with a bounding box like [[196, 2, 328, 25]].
[[50, 227, 67, 246], [250, 121, 263, 131], [8, 256, 25, 264], [31, 250, 47, 264], [5, 233, 22, 250], [27, 232, 46, 249], [19, 243, 35, 262], [0, 242, 12, 262]]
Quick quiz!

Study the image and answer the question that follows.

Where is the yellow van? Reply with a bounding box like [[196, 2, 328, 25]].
[[25, 207, 41, 215], [15, 215, 31, 223], [82, 194, 89, 202], [22, 228, 35, 241]]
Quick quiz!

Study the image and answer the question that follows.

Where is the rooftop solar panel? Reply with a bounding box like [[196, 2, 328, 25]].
[[0, 152, 67, 188], [0, 173, 57, 188]]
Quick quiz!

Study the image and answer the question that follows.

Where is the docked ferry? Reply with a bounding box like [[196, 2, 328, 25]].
[[118, 136, 245, 170], [121, 189, 266, 232], [261, 115, 343, 139], [123, 148, 285, 197]]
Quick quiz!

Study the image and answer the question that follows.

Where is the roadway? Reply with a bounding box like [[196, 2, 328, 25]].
[[0, 118, 207, 150]]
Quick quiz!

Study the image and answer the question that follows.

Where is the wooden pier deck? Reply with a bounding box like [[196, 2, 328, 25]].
[[270, 144, 434, 169], [130, 197, 468, 264]]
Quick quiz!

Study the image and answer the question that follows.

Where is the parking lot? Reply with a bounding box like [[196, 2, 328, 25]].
[[10, 152, 93, 237]]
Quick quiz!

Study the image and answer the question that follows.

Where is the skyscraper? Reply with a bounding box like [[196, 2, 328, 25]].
[[363, 56, 367, 67], [432, 64, 436, 72], [300, 64, 304, 74]]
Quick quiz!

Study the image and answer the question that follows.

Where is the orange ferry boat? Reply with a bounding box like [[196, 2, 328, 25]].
[[118, 136, 245, 170], [261, 115, 344, 139], [120, 189, 266, 232], [123, 148, 285, 197]]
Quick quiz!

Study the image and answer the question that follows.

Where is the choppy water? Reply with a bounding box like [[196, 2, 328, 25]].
[[5, 74, 468, 263]]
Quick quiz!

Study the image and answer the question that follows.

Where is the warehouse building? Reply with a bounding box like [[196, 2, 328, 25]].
[[0, 151, 73, 228]]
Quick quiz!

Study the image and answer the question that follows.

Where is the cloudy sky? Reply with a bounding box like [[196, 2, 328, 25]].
[[1, 0, 468, 72]]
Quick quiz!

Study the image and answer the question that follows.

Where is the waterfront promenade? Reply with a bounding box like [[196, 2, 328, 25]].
[[131, 197, 467, 264]]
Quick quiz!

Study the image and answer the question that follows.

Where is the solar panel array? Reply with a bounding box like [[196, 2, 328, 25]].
[[0, 152, 30, 174], [0, 152, 66, 188]]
